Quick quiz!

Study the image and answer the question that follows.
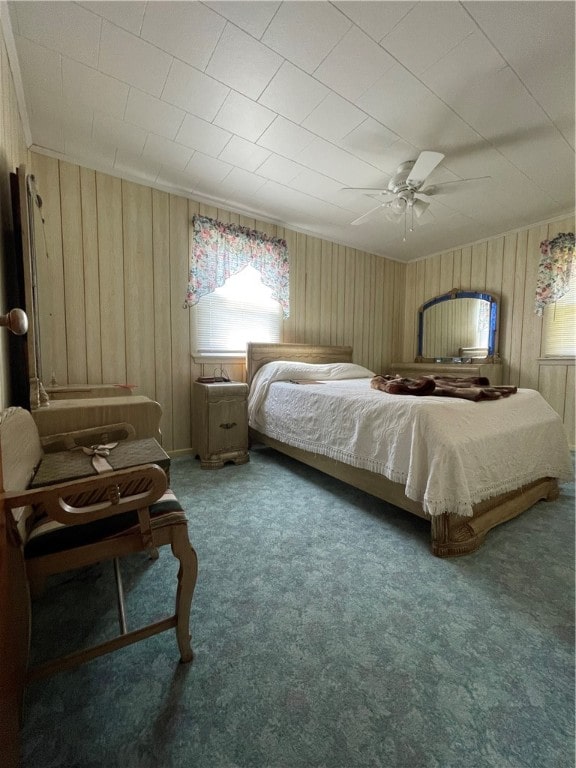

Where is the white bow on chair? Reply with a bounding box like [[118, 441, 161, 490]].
[[79, 443, 119, 474]]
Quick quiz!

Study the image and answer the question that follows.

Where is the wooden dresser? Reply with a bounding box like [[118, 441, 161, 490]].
[[389, 362, 503, 384], [192, 381, 249, 469], [31, 395, 163, 442]]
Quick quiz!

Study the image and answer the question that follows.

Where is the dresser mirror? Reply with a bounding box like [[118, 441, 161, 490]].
[[417, 290, 498, 362]]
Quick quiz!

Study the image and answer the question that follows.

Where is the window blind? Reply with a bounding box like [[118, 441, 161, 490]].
[[542, 268, 576, 356], [194, 265, 282, 355]]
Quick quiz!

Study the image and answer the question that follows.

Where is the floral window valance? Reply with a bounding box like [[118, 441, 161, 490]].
[[185, 215, 290, 318], [534, 232, 575, 316]]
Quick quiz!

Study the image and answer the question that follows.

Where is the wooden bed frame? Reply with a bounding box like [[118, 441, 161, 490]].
[[246, 342, 560, 557]]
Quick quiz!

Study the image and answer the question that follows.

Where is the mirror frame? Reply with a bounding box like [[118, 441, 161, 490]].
[[416, 289, 498, 362]]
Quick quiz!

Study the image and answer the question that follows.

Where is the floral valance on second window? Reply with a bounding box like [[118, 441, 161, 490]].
[[185, 215, 290, 318], [534, 231, 575, 316]]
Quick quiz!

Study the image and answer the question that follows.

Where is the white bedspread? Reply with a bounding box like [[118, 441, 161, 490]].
[[248, 362, 573, 517]]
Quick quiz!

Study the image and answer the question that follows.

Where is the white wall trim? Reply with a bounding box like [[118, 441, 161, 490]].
[[0, 1, 32, 148]]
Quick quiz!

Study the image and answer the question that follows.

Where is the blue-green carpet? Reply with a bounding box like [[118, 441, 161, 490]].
[[21, 445, 575, 768]]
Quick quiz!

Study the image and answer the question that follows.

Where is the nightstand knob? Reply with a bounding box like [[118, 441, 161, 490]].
[[219, 422, 237, 430]]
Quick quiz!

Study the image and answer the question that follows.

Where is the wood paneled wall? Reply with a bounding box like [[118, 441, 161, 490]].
[[0, 23, 29, 409], [29, 152, 574, 450], [30, 154, 404, 453], [401, 215, 575, 444]]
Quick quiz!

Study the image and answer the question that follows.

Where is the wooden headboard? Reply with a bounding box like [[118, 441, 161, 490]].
[[246, 342, 353, 384]]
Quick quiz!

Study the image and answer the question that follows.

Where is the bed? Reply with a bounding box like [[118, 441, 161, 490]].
[[246, 342, 573, 557]]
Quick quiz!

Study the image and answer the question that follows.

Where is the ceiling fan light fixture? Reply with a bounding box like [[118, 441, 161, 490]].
[[411, 199, 430, 218], [385, 209, 401, 222], [390, 195, 407, 213]]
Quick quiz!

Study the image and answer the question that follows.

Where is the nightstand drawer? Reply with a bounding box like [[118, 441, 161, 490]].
[[207, 399, 247, 454]]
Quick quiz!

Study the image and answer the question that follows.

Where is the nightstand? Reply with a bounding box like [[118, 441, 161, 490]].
[[192, 381, 249, 469]]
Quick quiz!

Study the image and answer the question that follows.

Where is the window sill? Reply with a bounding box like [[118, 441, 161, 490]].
[[537, 357, 575, 364], [191, 353, 245, 365]]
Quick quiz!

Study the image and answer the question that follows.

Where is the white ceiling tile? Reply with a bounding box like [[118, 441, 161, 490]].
[[381, 2, 476, 75], [62, 58, 128, 121], [206, 23, 283, 100], [92, 112, 147, 154], [213, 91, 276, 143], [297, 137, 386, 187], [257, 116, 316, 159], [314, 26, 395, 102], [497, 127, 576, 206], [302, 93, 365, 142], [64, 136, 116, 169], [288, 168, 347, 202], [142, 134, 193, 171], [465, 1, 575, 127], [204, 2, 281, 38], [14, 35, 62, 107], [62, 108, 94, 147], [338, 117, 404, 172], [219, 167, 268, 198], [141, 1, 225, 71], [125, 89, 184, 140], [176, 114, 232, 157], [186, 152, 233, 185], [79, 2, 146, 35], [257, 154, 303, 185], [357, 63, 480, 154], [554, 116, 575, 150], [421, 30, 505, 88], [13, 1, 100, 67], [155, 167, 196, 194], [99, 21, 172, 97], [421, 32, 552, 145], [218, 136, 270, 173], [262, 2, 351, 73], [258, 62, 329, 124], [29, 108, 65, 153], [114, 149, 161, 182], [162, 60, 229, 122], [333, 2, 415, 43], [247, 180, 317, 217]]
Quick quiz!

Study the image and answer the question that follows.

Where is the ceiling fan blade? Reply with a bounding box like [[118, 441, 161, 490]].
[[406, 151, 445, 187], [341, 187, 393, 195], [419, 176, 492, 196], [350, 202, 390, 226]]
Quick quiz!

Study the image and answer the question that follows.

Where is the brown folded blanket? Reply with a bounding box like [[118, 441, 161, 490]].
[[371, 374, 517, 402]]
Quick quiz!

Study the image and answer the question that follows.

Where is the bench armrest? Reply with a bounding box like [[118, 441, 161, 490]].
[[3, 464, 167, 526]]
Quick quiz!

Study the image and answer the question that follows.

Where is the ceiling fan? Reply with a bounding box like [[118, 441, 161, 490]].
[[342, 151, 489, 239]]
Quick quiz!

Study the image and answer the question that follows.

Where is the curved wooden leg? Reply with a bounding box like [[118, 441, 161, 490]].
[[430, 478, 561, 557], [170, 526, 198, 663]]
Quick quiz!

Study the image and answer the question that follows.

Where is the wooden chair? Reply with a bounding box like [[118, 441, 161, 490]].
[[0, 406, 198, 687]]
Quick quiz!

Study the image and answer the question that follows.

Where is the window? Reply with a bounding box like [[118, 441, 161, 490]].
[[193, 265, 282, 355], [542, 267, 576, 357], [186, 215, 289, 357]]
